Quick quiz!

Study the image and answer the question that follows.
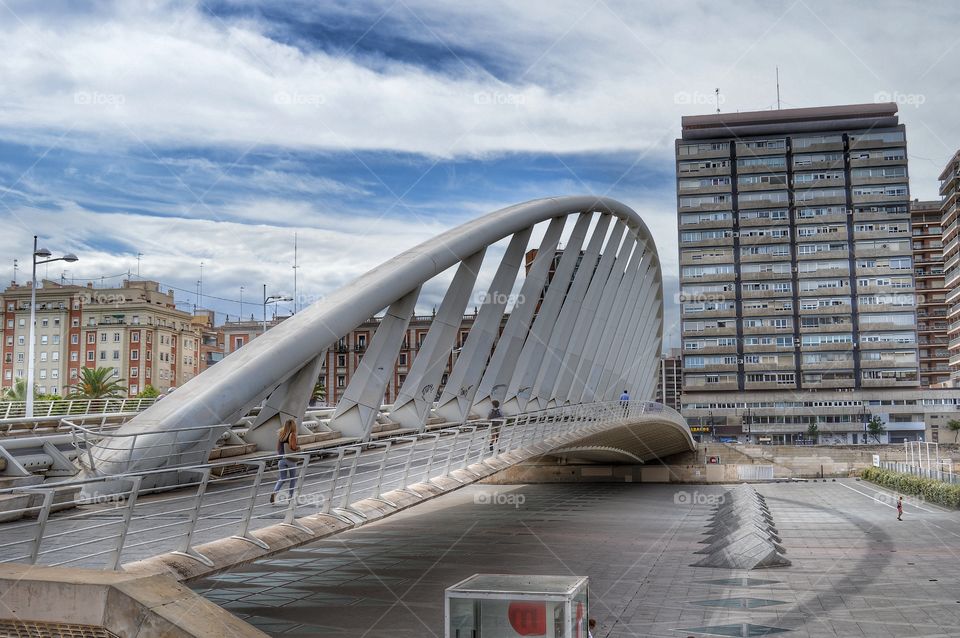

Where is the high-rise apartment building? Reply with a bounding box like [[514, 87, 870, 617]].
[[939, 150, 960, 387], [910, 200, 950, 387], [677, 103, 921, 442], [655, 348, 682, 410]]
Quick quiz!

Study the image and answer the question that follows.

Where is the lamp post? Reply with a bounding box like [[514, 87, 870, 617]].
[[239, 286, 244, 321], [262, 284, 292, 334], [27, 236, 78, 418]]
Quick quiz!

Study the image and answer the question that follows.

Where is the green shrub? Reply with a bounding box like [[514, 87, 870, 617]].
[[861, 466, 960, 509]]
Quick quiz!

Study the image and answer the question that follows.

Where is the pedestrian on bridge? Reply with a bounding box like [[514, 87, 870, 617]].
[[619, 389, 630, 416], [270, 418, 300, 504], [488, 400, 504, 451]]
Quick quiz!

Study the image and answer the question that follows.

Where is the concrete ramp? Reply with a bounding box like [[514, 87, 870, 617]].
[[692, 485, 790, 570]]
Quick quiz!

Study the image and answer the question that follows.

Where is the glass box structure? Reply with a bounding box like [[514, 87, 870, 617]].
[[445, 574, 589, 638]]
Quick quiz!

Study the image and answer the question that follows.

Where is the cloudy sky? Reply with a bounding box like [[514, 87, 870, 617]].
[[1, 0, 958, 345]]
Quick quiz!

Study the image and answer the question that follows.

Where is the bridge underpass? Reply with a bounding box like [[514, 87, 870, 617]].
[[0, 196, 698, 637]]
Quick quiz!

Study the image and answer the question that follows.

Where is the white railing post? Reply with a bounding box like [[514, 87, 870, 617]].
[[323, 448, 347, 515], [338, 447, 363, 512], [108, 476, 143, 570], [282, 453, 314, 533], [396, 435, 424, 496], [231, 461, 270, 550], [369, 442, 396, 506], [172, 468, 214, 567]]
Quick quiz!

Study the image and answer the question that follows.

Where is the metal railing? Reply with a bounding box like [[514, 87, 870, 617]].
[[0, 398, 156, 420], [880, 460, 960, 485], [0, 400, 673, 570]]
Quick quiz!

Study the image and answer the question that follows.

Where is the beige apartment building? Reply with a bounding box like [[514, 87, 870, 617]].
[[2, 279, 201, 397], [939, 150, 960, 387], [910, 200, 951, 387]]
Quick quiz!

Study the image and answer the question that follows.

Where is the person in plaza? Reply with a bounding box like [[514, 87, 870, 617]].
[[270, 418, 300, 504], [487, 400, 504, 451], [619, 389, 630, 415], [588, 618, 597, 638], [897, 495, 903, 521]]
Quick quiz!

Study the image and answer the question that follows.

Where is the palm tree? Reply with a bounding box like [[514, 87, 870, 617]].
[[1, 379, 30, 401], [68, 367, 127, 399], [866, 415, 887, 444]]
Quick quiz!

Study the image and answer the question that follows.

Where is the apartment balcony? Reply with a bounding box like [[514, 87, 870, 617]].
[[796, 249, 849, 261], [739, 252, 791, 264], [861, 377, 919, 388], [791, 177, 846, 190], [679, 218, 733, 230], [682, 309, 737, 320], [791, 139, 844, 153], [799, 304, 853, 315], [742, 306, 793, 317], [798, 286, 852, 297], [800, 342, 855, 352], [678, 164, 731, 178], [860, 358, 917, 370], [849, 155, 908, 168], [684, 380, 739, 392], [857, 284, 912, 295], [797, 267, 850, 278], [794, 193, 847, 206], [680, 253, 735, 266], [799, 228, 849, 242], [737, 197, 790, 210], [687, 363, 739, 374], [848, 137, 906, 151], [853, 210, 910, 223], [679, 201, 732, 213], [792, 158, 844, 171], [803, 378, 856, 390], [795, 212, 847, 225], [744, 360, 795, 371], [799, 323, 854, 333], [682, 326, 738, 338], [737, 215, 791, 227], [681, 272, 736, 285], [678, 183, 732, 195], [735, 143, 786, 157], [860, 340, 913, 350], [743, 381, 797, 392], [851, 193, 909, 205], [743, 343, 795, 354], [849, 175, 907, 187], [855, 229, 910, 241], [739, 233, 791, 245], [740, 272, 791, 282], [681, 146, 730, 159], [682, 345, 737, 356], [680, 237, 734, 249], [741, 287, 792, 299], [860, 320, 916, 331], [743, 325, 793, 336], [857, 303, 915, 315]]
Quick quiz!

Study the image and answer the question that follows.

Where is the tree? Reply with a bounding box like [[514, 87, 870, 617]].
[[947, 419, 960, 444], [137, 384, 160, 399], [68, 367, 127, 399], [806, 422, 820, 444], [1, 379, 31, 402], [867, 415, 887, 444]]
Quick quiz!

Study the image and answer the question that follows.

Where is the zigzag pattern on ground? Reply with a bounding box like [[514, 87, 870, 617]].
[[692, 484, 790, 570]]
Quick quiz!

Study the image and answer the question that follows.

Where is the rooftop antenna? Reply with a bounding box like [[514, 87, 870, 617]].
[[12, 259, 17, 285], [715, 88, 721, 114], [776, 66, 781, 109], [199, 261, 204, 308], [136, 252, 142, 277], [292, 232, 299, 314]]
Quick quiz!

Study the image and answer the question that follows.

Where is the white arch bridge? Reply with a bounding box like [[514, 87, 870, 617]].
[[0, 196, 693, 571]]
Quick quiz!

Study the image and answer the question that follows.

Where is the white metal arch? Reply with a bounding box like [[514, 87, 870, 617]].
[[86, 196, 664, 476]]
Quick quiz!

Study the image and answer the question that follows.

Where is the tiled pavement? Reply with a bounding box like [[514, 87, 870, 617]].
[[190, 479, 960, 637]]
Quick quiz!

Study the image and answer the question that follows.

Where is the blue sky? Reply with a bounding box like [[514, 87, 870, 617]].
[[1, 0, 959, 345]]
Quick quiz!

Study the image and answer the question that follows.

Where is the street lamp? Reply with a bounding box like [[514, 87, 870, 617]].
[[262, 284, 292, 333], [27, 236, 78, 418]]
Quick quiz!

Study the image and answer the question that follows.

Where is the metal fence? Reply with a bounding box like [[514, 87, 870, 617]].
[[880, 460, 960, 485], [0, 398, 156, 420], [0, 400, 681, 571]]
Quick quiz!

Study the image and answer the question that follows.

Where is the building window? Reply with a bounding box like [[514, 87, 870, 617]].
[[70, 352, 78, 362], [114, 332, 121, 342], [71, 335, 79, 345], [336, 375, 346, 388], [234, 337, 244, 350], [100, 333, 107, 342], [132, 332, 140, 343], [99, 351, 106, 361], [87, 352, 95, 362], [130, 367, 139, 378], [131, 350, 139, 361]]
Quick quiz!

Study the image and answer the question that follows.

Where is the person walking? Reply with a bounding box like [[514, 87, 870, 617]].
[[588, 618, 597, 638], [270, 418, 300, 504], [897, 495, 903, 521], [487, 400, 504, 451], [619, 389, 630, 416]]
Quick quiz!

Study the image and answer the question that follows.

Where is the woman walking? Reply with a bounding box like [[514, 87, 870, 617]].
[[270, 418, 300, 504]]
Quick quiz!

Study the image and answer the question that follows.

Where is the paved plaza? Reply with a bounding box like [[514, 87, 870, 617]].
[[190, 480, 960, 637]]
